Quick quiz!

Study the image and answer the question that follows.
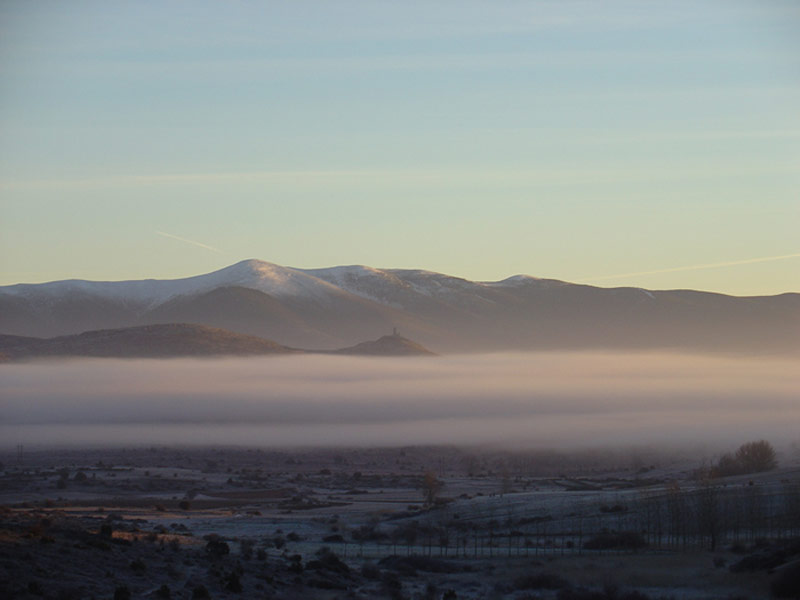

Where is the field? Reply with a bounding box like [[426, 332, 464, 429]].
[[1, 445, 799, 599]]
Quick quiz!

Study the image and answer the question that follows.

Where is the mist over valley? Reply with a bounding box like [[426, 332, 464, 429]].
[[3, 352, 797, 450]]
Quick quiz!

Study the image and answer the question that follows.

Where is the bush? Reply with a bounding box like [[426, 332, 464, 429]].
[[205, 535, 230, 557], [306, 547, 350, 575], [514, 572, 570, 590], [156, 585, 171, 599], [583, 531, 647, 551], [423, 582, 439, 600], [599, 504, 627, 513], [557, 585, 660, 600], [717, 440, 777, 476], [224, 571, 243, 593], [378, 555, 461, 574], [287, 554, 303, 574], [736, 440, 777, 473], [771, 563, 800, 598], [113, 586, 131, 600], [129, 558, 146, 574], [361, 562, 381, 580], [239, 538, 254, 560]]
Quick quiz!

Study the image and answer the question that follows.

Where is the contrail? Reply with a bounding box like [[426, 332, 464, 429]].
[[155, 230, 224, 254], [583, 252, 800, 282]]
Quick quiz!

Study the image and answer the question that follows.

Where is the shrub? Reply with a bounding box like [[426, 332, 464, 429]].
[[717, 440, 777, 476], [224, 571, 243, 593], [287, 554, 303, 574], [306, 547, 350, 575], [27, 581, 44, 595], [514, 572, 570, 590], [423, 582, 439, 600], [113, 586, 131, 600], [771, 563, 800, 598], [583, 531, 647, 551], [361, 562, 381, 580], [129, 558, 146, 574], [378, 555, 461, 574], [239, 538, 254, 560], [557, 586, 658, 600], [736, 440, 777, 473], [205, 535, 230, 557]]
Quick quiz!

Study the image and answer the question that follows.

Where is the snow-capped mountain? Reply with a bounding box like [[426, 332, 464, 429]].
[[1, 259, 552, 308], [1, 259, 798, 354], [0, 260, 350, 308]]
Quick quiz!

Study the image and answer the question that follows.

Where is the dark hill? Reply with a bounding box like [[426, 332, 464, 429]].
[[0, 323, 295, 360], [0, 324, 436, 361], [330, 332, 436, 356]]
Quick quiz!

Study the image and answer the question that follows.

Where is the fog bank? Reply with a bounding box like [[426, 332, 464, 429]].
[[1, 353, 798, 449]]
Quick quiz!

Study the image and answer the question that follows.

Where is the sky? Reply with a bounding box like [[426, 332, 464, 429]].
[[1, 1, 799, 295]]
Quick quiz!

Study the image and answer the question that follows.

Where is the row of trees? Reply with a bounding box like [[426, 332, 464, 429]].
[[340, 478, 800, 559], [341, 441, 790, 558]]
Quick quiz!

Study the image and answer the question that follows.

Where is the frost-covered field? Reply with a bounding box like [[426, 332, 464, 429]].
[[2, 445, 799, 599]]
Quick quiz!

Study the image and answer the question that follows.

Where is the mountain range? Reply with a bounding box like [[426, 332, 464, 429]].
[[1, 259, 798, 355]]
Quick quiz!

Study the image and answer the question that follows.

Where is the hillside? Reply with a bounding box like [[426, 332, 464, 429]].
[[329, 331, 437, 356], [0, 323, 296, 360], [0, 324, 436, 361]]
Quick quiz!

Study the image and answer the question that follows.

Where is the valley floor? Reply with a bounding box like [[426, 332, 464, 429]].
[[1, 445, 799, 599]]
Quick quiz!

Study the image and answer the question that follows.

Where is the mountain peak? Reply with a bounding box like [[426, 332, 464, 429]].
[[210, 259, 287, 279]]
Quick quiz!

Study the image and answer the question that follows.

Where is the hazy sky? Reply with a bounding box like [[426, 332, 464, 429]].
[[2, 353, 799, 449], [1, 1, 799, 294]]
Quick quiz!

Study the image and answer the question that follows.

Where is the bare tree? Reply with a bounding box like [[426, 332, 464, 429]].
[[734, 440, 777, 473], [422, 471, 443, 506], [697, 477, 721, 551]]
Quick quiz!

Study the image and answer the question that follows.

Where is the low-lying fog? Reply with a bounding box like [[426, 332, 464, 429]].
[[1, 353, 798, 450]]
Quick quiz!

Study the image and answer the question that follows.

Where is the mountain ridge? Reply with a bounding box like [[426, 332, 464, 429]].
[[1, 259, 798, 355]]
